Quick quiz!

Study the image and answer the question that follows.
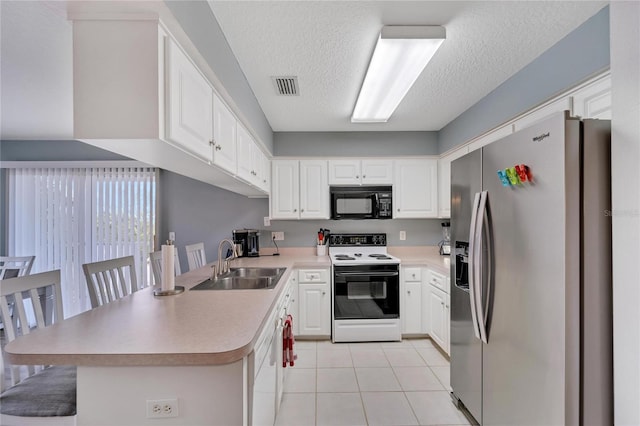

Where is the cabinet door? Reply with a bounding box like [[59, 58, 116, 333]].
[[212, 93, 237, 174], [271, 160, 300, 219], [299, 160, 329, 219], [438, 147, 469, 218], [403, 282, 422, 334], [166, 39, 213, 160], [428, 285, 447, 350], [289, 275, 299, 336], [236, 123, 254, 182], [328, 160, 361, 185], [445, 293, 451, 356], [298, 283, 330, 336], [260, 155, 271, 193], [394, 159, 438, 218], [361, 160, 393, 184], [572, 75, 611, 119]]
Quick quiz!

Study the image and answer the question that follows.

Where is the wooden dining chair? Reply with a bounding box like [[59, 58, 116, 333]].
[[149, 250, 182, 286], [82, 256, 138, 309], [0, 256, 35, 279], [185, 242, 207, 271], [0, 270, 77, 425]]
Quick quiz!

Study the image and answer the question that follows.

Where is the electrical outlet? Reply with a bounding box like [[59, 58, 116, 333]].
[[264, 216, 271, 227], [146, 399, 178, 418], [399, 231, 406, 241], [168, 232, 175, 241], [272, 231, 284, 241]]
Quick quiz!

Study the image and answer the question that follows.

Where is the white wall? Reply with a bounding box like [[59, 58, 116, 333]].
[[611, 2, 640, 424]]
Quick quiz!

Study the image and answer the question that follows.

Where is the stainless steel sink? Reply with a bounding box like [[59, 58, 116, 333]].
[[190, 267, 285, 290], [228, 267, 285, 278]]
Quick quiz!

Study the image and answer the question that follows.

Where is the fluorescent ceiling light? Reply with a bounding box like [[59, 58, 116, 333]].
[[351, 26, 446, 123]]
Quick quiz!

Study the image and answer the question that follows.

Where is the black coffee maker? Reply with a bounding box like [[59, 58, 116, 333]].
[[232, 229, 260, 257]]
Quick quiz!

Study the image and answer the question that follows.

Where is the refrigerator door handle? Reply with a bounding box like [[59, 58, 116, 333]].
[[474, 191, 489, 344], [468, 192, 482, 340]]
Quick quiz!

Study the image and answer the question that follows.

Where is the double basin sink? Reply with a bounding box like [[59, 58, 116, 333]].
[[191, 267, 286, 291]]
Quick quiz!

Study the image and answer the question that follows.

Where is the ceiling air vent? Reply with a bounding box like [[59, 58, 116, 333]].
[[272, 76, 299, 96]]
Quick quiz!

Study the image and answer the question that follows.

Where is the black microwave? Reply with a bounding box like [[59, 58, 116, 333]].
[[330, 186, 393, 220]]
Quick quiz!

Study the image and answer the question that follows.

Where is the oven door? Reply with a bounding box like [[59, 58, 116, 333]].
[[333, 265, 399, 320]]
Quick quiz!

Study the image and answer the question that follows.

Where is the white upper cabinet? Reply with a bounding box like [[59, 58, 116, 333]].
[[328, 159, 393, 185], [271, 160, 300, 219], [73, 18, 269, 197], [212, 93, 237, 174], [361, 160, 393, 184], [271, 160, 328, 220], [394, 159, 438, 218], [236, 123, 254, 182], [299, 161, 330, 219], [572, 74, 611, 119], [438, 146, 469, 218], [166, 39, 214, 161]]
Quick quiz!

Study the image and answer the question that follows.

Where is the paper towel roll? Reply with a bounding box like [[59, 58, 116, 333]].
[[161, 244, 175, 291]]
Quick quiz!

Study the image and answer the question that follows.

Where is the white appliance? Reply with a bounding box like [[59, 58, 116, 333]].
[[329, 233, 401, 342], [450, 112, 613, 425]]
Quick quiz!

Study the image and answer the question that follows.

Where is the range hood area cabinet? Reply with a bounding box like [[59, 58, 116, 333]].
[[73, 18, 270, 197], [328, 159, 393, 186]]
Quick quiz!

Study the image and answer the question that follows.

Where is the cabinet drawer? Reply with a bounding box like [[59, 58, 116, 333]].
[[428, 270, 447, 292], [403, 267, 422, 282], [298, 269, 328, 283]]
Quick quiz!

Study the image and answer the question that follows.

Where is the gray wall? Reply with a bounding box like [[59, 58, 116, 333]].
[[438, 6, 610, 154], [164, 0, 274, 154], [274, 131, 438, 157], [268, 219, 445, 249], [158, 171, 269, 272]]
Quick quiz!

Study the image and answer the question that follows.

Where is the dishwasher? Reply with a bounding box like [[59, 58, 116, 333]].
[[252, 307, 277, 426]]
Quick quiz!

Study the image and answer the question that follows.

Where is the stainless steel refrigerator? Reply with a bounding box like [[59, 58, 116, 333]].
[[450, 111, 613, 425]]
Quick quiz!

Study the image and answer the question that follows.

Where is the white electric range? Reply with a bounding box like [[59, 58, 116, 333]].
[[329, 233, 401, 342]]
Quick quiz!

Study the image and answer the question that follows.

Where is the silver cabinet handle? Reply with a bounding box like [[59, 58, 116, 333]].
[[412, 274, 416, 279], [215, 145, 222, 151], [363, 175, 366, 178], [209, 140, 214, 146], [301, 209, 305, 212], [407, 290, 411, 294], [355, 175, 359, 179], [322, 291, 326, 295], [293, 209, 297, 212], [397, 208, 400, 212]]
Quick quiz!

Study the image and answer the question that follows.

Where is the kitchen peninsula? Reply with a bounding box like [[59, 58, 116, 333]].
[[5, 247, 450, 425], [5, 252, 329, 425]]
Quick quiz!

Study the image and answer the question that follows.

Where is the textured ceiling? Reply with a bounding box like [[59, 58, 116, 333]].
[[208, 1, 607, 132]]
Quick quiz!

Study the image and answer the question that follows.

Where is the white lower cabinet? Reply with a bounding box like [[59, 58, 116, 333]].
[[296, 269, 331, 337], [423, 269, 450, 355], [401, 267, 423, 335]]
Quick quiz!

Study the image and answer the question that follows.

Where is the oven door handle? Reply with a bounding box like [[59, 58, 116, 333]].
[[334, 271, 399, 277]]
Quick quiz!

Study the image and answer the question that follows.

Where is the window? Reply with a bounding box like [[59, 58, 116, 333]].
[[6, 166, 157, 317]]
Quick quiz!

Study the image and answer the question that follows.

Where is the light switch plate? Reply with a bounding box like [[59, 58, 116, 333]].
[[264, 217, 271, 227], [168, 232, 175, 241], [399, 231, 406, 241]]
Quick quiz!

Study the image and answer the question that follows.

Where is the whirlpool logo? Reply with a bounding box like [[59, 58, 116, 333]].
[[532, 132, 550, 142]]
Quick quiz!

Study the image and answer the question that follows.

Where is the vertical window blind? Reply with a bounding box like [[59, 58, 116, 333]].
[[6, 166, 157, 317]]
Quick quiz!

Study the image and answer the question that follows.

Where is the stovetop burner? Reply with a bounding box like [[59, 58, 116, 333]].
[[334, 254, 356, 260], [369, 254, 389, 258]]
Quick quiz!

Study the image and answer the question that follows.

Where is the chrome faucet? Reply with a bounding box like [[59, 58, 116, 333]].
[[217, 238, 237, 276]]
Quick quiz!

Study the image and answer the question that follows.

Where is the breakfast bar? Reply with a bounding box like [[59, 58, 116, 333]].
[[5, 253, 329, 425]]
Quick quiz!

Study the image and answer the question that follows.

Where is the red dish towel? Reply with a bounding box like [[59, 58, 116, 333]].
[[283, 314, 297, 367]]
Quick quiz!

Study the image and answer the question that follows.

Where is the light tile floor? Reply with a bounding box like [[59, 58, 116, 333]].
[[276, 338, 471, 426]]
